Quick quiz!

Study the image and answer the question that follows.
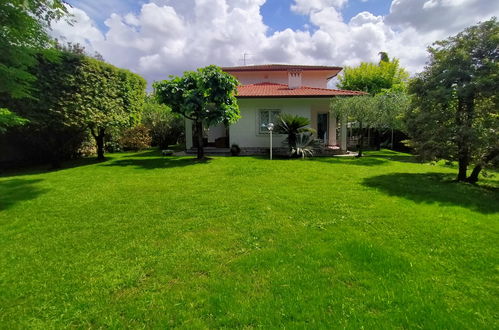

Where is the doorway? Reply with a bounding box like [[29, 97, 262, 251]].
[[317, 113, 328, 143]]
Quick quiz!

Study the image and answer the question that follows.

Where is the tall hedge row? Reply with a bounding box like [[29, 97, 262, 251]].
[[1, 50, 146, 167]]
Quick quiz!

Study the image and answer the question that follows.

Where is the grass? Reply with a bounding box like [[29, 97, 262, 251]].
[[0, 149, 498, 328]]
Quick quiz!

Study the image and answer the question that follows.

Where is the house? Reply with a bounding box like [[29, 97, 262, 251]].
[[184, 64, 365, 155]]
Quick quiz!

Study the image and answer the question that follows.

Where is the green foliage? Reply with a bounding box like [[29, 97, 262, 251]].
[[230, 144, 241, 156], [1, 48, 147, 165], [0, 108, 29, 133], [0, 0, 68, 101], [331, 96, 378, 126], [406, 18, 499, 181], [154, 65, 240, 126], [74, 57, 146, 130], [338, 54, 409, 95], [375, 92, 411, 131], [291, 133, 321, 158], [119, 125, 152, 151], [275, 113, 316, 157], [331, 94, 410, 156], [331, 94, 410, 130], [43, 51, 147, 160], [142, 95, 184, 149], [154, 65, 240, 159]]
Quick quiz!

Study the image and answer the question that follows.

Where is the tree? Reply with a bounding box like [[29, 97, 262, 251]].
[[406, 19, 499, 182], [338, 54, 409, 95], [2, 48, 146, 165], [76, 58, 146, 160], [376, 91, 411, 149], [0, 108, 29, 134], [141, 95, 184, 149], [0, 0, 67, 99], [0, 0, 68, 129], [153, 65, 240, 160], [337, 54, 410, 151], [331, 96, 378, 157]]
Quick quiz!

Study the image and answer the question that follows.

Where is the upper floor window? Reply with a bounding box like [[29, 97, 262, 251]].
[[259, 109, 280, 133]]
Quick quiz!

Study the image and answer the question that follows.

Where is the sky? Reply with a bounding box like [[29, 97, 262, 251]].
[[52, 0, 499, 86]]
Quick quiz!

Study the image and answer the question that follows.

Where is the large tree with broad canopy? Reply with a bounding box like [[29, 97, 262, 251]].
[[153, 65, 240, 160], [406, 18, 499, 183]]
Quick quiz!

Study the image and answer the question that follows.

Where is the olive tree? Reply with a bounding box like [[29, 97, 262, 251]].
[[331, 96, 378, 157]]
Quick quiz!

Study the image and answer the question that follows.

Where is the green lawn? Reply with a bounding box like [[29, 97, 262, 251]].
[[1, 150, 498, 328]]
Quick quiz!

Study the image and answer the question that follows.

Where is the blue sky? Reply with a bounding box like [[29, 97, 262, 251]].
[[260, 0, 392, 33], [67, 0, 393, 34], [56, 0, 499, 84]]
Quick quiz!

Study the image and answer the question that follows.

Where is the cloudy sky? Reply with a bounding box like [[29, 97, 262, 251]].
[[51, 0, 498, 85]]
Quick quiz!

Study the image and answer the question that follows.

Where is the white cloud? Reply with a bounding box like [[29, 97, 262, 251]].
[[291, 0, 348, 14], [387, 0, 499, 33], [51, 0, 499, 87], [51, 6, 104, 52]]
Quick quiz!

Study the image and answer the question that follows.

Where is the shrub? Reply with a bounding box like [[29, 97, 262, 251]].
[[275, 114, 316, 158], [119, 125, 152, 151], [289, 133, 321, 158], [230, 144, 241, 156], [142, 96, 184, 149], [77, 139, 96, 157]]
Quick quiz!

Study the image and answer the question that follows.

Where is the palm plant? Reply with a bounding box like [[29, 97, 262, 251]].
[[291, 132, 321, 158], [274, 114, 317, 157], [275, 114, 314, 144]]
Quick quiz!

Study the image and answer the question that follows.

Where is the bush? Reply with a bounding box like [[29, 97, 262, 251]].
[[275, 114, 317, 158], [77, 139, 96, 157], [142, 96, 184, 149], [119, 125, 152, 151], [230, 144, 241, 156], [289, 133, 321, 158]]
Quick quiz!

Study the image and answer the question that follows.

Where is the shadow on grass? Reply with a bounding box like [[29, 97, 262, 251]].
[[0, 178, 47, 211], [363, 172, 499, 214], [103, 156, 209, 170], [313, 156, 389, 166], [0, 157, 111, 178], [122, 149, 162, 158]]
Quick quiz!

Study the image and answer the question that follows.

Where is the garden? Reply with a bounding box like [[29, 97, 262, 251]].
[[1, 2, 498, 328], [1, 150, 498, 328]]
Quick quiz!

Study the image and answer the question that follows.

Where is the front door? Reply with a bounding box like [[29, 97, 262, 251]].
[[317, 113, 328, 142]]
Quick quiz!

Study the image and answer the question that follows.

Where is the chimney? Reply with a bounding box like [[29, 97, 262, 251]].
[[288, 69, 302, 89]]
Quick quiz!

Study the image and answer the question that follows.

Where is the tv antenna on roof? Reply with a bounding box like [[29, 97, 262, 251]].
[[240, 52, 251, 66]]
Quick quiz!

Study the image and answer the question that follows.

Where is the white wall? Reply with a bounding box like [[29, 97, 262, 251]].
[[185, 98, 333, 149], [230, 98, 312, 148], [228, 71, 331, 89], [231, 71, 288, 85]]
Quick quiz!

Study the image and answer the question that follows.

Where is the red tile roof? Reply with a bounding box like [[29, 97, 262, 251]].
[[236, 83, 366, 98], [222, 64, 343, 72], [221, 64, 343, 80]]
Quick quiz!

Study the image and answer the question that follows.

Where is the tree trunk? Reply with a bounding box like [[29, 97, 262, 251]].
[[466, 164, 482, 184], [466, 147, 499, 183], [375, 129, 381, 151], [358, 123, 364, 157], [457, 157, 468, 181], [195, 120, 204, 160], [92, 127, 106, 161], [391, 128, 394, 150], [455, 96, 474, 182]]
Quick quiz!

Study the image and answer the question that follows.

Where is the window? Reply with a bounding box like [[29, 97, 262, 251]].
[[259, 109, 280, 133]]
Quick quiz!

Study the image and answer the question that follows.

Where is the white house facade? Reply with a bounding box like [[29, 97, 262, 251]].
[[184, 64, 365, 155]]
